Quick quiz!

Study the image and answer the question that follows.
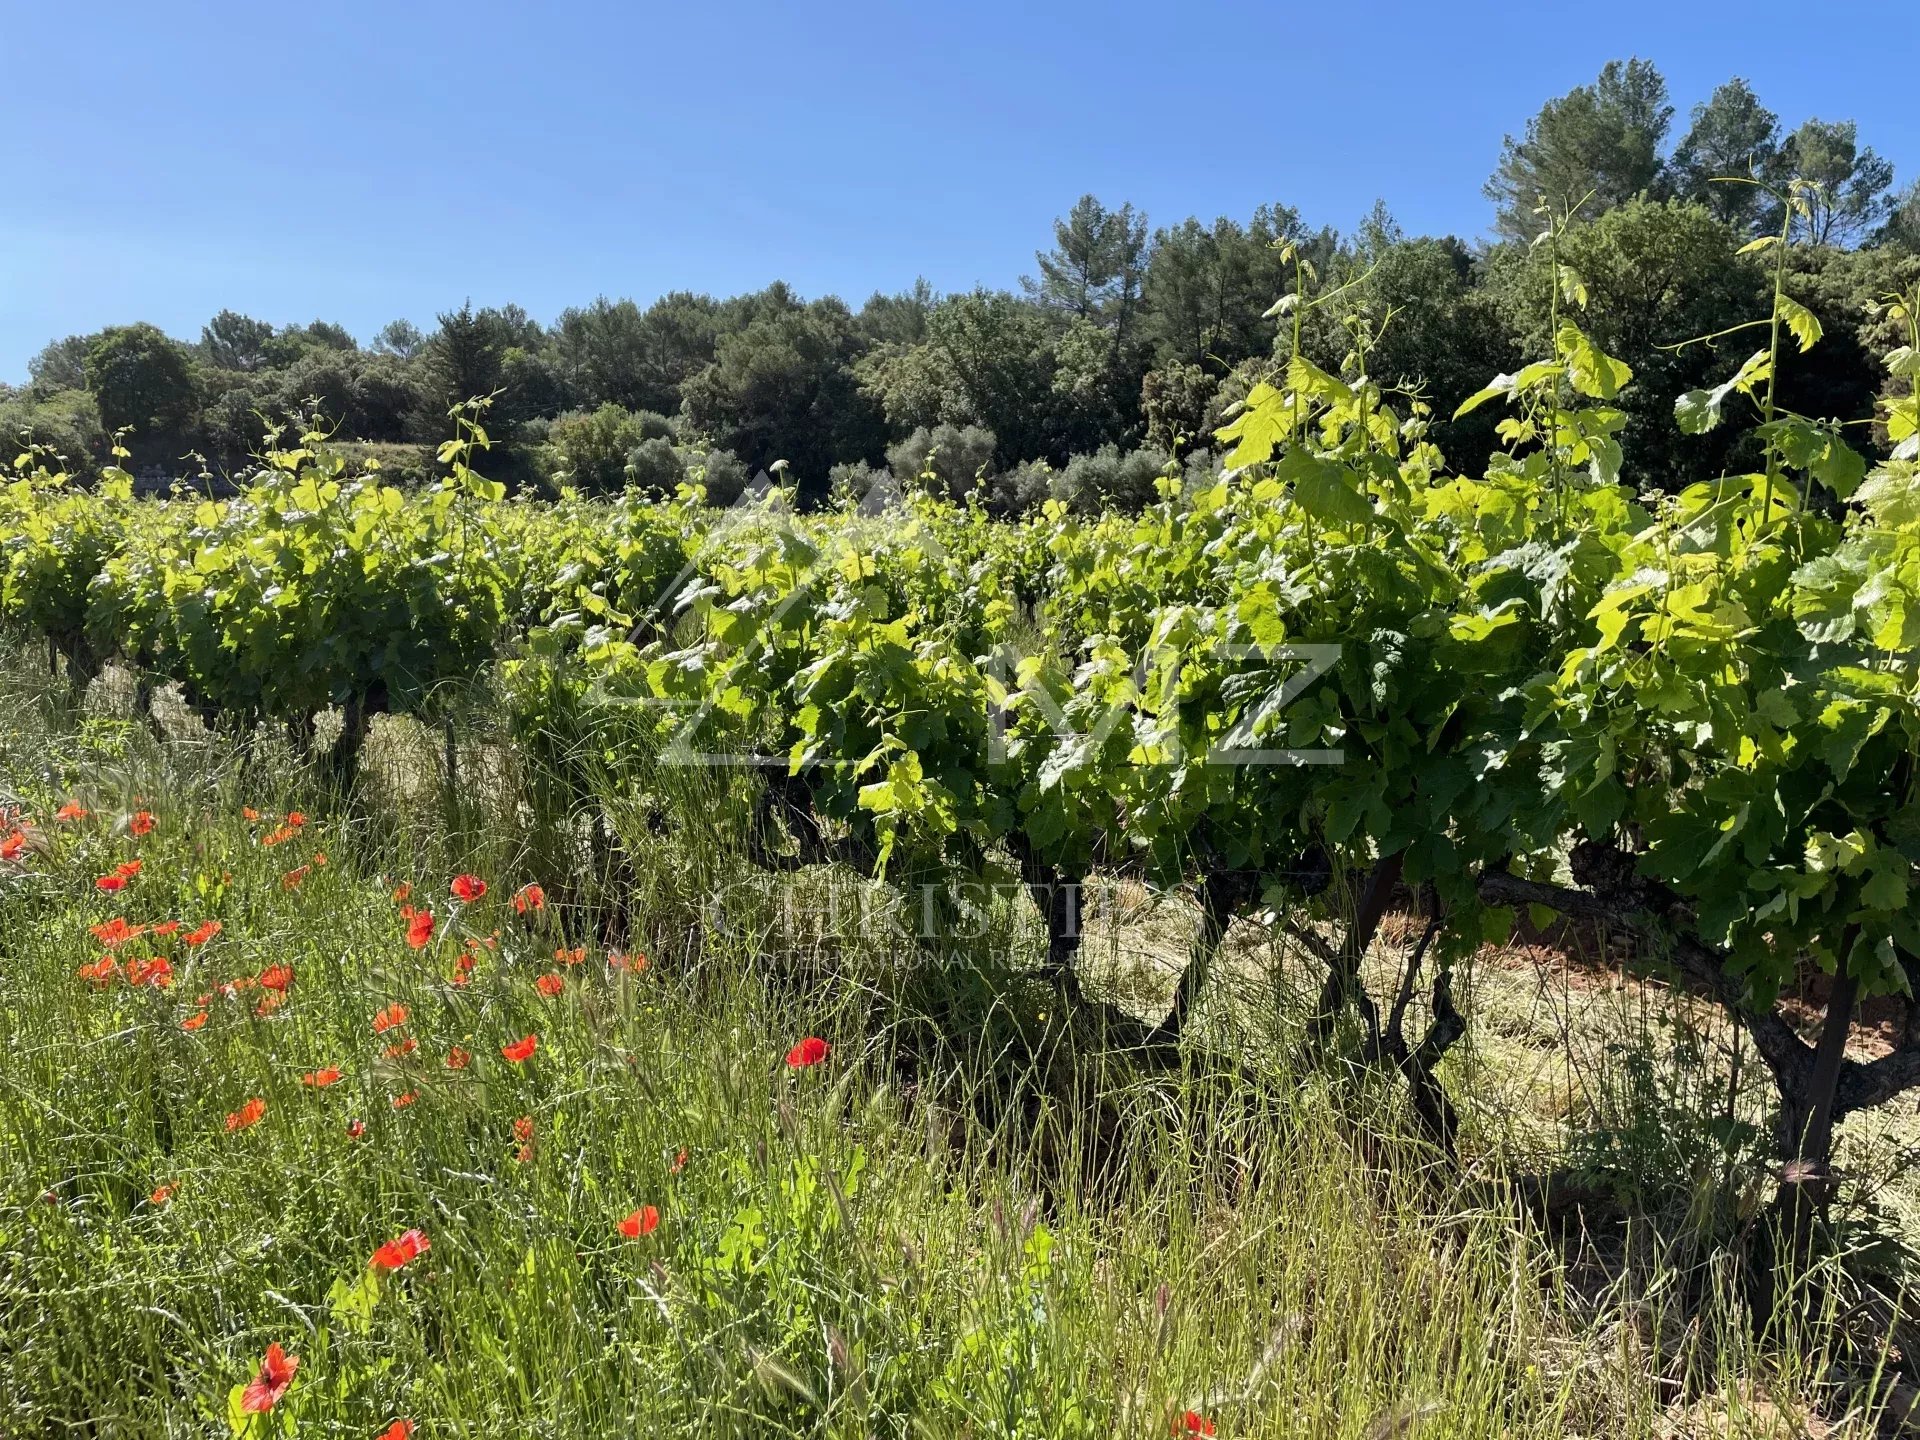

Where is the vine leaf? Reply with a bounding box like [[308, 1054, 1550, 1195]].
[[1778, 295, 1823, 353]]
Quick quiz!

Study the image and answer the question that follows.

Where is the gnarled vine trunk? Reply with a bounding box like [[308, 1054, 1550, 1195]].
[[1150, 868, 1255, 1045], [1477, 858, 1919, 1232], [1303, 851, 1404, 1058]]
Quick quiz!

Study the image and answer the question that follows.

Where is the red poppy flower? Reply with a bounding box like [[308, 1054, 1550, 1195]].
[[554, 946, 585, 966], [240, 1342, 298, 1413], [618, 1205, 660, 1238], [391, 1090, 419, 1109], [78, 956, 117, 986], [0, 830, 26, 862], [301, 1067, 343, 1088], [450, 874, 486, 903], [312, 851, 327, 867], [405, 910, 435, 949], [129, 810, 156, 838], [372, 1004, 409, 1034], [125, 955, 173, 988], [261, 824, 297, 848], [285, 811, 307, 827], [511, 883, 546, 915], [55, 801, 88, 822], [257, 964, 294, 993], [1172, 1412, 1216, 1437], [383, 1037, 418, 1058], [513, 1115, 535, 1143], [150, 1182, 176, 1205], [391, 881, 412, 903], [671, 1146, 689, 1174], [785, 1036, 830, 1068], [377, 1422, 415, 1440], [242, 806, 261, 822], [115, 859, 143, 879], [180, 1010, 209, 1031], [369, 1227, 430, 1269], [253, 992, 286, 1017], [95, 873, 128, 893], [534, 972, 564, 997], [150, 920, 181, 938], [90, 917, 142, 947], [445, 1046, 471, 1070], [346, 1118, 366, 1139], [281, 865, 309, 890], [184, 920, 222, 946], [501, 1034, 538, 1063], [609, 950, 648, 971], [226, 1097, 267, 1132]]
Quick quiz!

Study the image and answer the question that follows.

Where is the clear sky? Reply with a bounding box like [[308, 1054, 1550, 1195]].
[[3, 0, 1913, 381]]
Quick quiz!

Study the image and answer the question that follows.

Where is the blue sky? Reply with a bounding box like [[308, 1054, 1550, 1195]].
[[3, 0, 1913, 381]]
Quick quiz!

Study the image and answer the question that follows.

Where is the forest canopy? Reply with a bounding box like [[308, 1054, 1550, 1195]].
[[4, 58, 1915, 507]]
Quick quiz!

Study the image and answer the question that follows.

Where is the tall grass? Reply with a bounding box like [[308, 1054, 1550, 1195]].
[[0, 651, 1893, 1436]]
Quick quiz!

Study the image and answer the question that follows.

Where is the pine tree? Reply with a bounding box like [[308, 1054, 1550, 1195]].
[[1784, 119, 1895, 246], [1485, 59, 1673, 241], [1024, 195, 1148, 328], [1671, 79, 1784, 236]]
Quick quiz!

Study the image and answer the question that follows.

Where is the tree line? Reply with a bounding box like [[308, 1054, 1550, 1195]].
[[5, 58, 1917, 507]]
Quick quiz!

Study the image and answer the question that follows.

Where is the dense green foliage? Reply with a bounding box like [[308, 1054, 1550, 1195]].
[[6, 206, 1918, 1185]]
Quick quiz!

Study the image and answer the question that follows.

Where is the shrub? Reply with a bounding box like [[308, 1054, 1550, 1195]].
[[630, 409, 678, 443], [624, 436, 686, 495], [980, 459, 1053, 517], [1181, 447, 1220, 492], [886, 423, 997, 502], [1051, 444, 1168, 513], [690, 447, 750, 506], [1140, 362, 1220, 453], [827, 461, 892, 508], [546, 404, 653, 495]]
